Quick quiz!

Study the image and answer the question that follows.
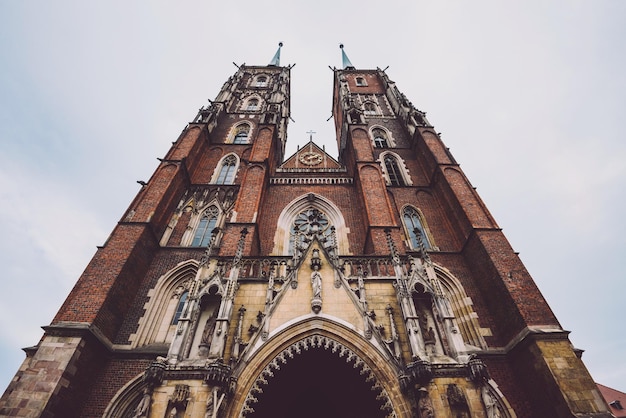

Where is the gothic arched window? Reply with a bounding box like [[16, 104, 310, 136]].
[[215, 154, 238, 184], [232, 124, 250, 144], [288, 208, 333, 255], [130, 261, 197, 348], [246, 98, 259, 111], [363, 102, 378, 115], [384, 155, 405, 186], [255, 75, 268, 87], [372, 128, 388, 148], [355, 76, 367, 86], [191, 206, 219, 247], [403, 206, 431, 250]]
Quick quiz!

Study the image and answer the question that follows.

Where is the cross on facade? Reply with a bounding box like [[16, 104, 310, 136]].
[[306, 130, 316, 141]]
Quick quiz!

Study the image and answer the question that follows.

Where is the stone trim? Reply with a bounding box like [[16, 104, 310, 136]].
[[239, 334, 397, 418], [270, 177, 353, 185]]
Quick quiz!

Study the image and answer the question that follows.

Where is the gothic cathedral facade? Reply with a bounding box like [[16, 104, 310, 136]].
[[0, 48, 612, 417]]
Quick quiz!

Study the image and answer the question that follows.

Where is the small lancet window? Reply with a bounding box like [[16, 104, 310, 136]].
[[384, 155, 405, 186], [171, 291, 188, 325], [192, 206, 219, 247], [255, 76, 268, 87], [215, 155, 237, 184], [246, 98, 259, 111], [233, 124, 250, 144], [403, 207, 431, 250], [372, 128, 388, 148]]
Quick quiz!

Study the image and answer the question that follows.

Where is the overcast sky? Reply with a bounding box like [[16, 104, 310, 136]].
[[1, 1, 624, 394]]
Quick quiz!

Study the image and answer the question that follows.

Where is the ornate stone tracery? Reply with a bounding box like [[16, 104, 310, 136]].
[[238, 334, 398, 418]]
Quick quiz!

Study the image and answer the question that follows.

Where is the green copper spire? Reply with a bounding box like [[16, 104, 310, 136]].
[[269, 42, 283, 66], [340, 44, 355, 69]]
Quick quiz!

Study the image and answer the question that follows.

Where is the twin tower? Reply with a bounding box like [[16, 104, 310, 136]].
[[0, 46, 611, 417]]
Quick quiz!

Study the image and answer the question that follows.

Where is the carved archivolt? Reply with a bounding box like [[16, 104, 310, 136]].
[[239, 334, 397, 418]]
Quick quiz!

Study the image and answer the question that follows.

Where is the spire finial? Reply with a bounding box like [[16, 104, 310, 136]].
[[269, 42, 283, 66], [340, 43, 355, 70]]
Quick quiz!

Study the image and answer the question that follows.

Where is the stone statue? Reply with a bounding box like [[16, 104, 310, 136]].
[[311, 265, 322, 299], [199, 309, 218, 358], [482, 386, 503, 418], [425, 326, 436, 343], [417, 388, 435, 418], [201, 309, 218, 345], [131, 388, 151, 418]]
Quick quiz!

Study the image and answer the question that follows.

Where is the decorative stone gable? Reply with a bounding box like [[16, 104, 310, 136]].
[[279, 140, 343, 171]]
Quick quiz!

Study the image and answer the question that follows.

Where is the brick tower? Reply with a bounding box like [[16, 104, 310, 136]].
[[0, 45, 611, 418]]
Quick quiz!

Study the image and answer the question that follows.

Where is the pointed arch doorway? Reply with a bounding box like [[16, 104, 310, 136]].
[[249, 347, 389, 418]]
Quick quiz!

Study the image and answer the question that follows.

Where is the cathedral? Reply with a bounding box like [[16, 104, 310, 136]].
[[0, 45, 612, 417]]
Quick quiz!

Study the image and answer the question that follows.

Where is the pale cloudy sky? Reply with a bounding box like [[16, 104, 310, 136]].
[[1, 1, 625, 394]]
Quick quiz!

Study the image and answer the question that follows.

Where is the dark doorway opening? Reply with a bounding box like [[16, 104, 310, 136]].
[[250, 347, 389, 418]]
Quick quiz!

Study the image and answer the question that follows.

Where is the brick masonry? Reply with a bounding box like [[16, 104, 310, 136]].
[[0, 64, 611, 418]]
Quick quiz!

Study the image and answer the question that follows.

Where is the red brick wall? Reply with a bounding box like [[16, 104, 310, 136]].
[[80, 358, 152, 417], [250, 126, 274, 162], [359, 164, 395, 227], [233, 165, 266, 225]]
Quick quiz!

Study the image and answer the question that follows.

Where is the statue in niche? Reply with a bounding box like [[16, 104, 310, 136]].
[[418, 309, 435, 343], [425, 326, 436, 343], [199, 309, 218, 358], [417, 387, 435, 418], [311, 265, 322, 299], [482, 386, 503, 418], [131, 388, 151, 418]]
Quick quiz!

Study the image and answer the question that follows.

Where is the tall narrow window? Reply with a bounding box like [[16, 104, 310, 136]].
[[233, 124, 250, 144], [403, 207, 431, 250], [246, 98, 259, 111], [171, 291, 188, 325], [192, 206, 219, 247], [384, 155, 405, 186], [372, 128, 388, 148], [215, 155, 237, 184]]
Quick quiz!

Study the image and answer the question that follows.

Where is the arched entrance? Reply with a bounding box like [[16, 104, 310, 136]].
[[249, 346, 389, 418]]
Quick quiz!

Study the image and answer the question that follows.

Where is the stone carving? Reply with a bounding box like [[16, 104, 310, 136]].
[[311, 266, 322, 299], [310, 248, 323, 313], [198, 309, 218, 358], [131, 388, 151, 418], [240, 334, 397, 417], [417, 387, 435, 418], [482, 386, 503, 418]]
